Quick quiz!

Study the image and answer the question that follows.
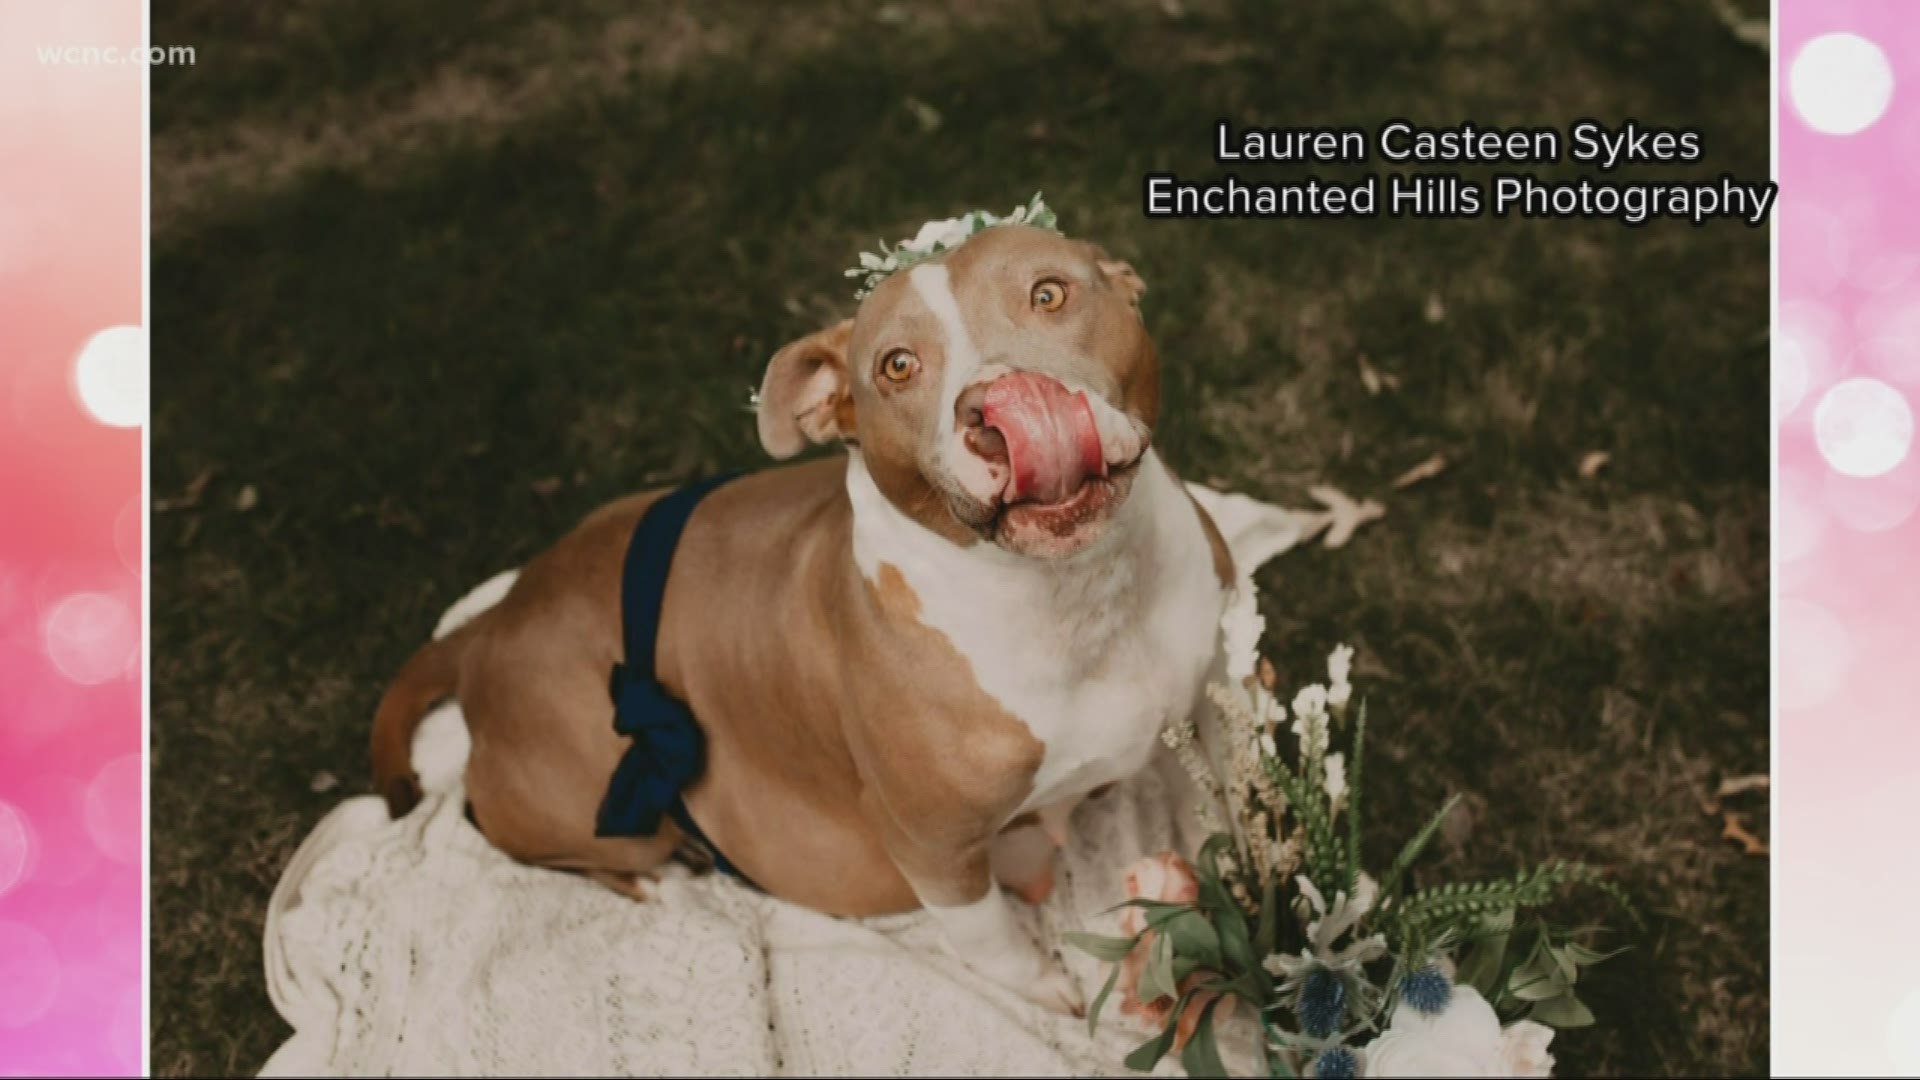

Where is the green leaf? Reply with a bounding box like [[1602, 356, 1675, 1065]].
[[1345, 701, 1367, 895], [1564, 941, 1631, 967], [1527, 991, 1597, 1028], [1545, 942, 1578, 985], [1087, 964, 1121, 1037], [1062, 931, 1140, 963], [1138, 929, 1177, 1004], [1378, 793, 1462, 901], [1253, 877, 1281, 958], [1179, 1000, 1230, 1079], [1193, 832, 1238, 914], [1508, 943, 1571, 1002], [1123, 992, 1190, 1074], [1166, 910, 1224, 970], [1454, 917, 1513, 999], [1172, 953, 1200, 983], [1219, 904, 1256, 980]]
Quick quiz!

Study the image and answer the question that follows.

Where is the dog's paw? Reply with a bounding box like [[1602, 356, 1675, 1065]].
[[1021, 958, 1086, 1017], [969, 940, 1085, 1017]]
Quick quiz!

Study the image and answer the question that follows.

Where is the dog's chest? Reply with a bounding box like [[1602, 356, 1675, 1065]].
[[864, 462, 1225, 815]]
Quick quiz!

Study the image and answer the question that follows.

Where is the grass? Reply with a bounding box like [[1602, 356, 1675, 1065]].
[[150, 1, 1768, 1074]]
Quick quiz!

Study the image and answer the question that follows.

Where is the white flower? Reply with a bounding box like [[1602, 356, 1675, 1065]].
[[1500, 1021, 1556, 1077], [905, 214, 974, 253], [1327, 643, 1353, 685], [846, 194, 1059, 298], [1266, 873, 1386, 982], [1326, 644, 1354, 709], [1323, 752, 1347, 805], [1221, 579, 1266, 682], [1291, 684, 1328, 725], [1258, 730, 1278, 758], [1290, 684, 1329, 752], [1364, 986, 1555, 1077]]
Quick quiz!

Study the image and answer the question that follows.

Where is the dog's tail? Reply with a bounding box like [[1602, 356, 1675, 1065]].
[[370, 619, 479, 818]]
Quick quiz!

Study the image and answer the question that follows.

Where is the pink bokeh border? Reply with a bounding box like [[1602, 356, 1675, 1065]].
[[4, 0, 1916, 1073], [0, 0, 145, 1075], [1776, 1, 1920, 1075]]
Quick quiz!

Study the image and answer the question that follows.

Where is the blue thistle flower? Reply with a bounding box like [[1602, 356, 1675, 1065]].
[[1312, 1046, 1358, 1079], [1399, 962, 1453, 1016], [1297, 968, 1346, 1038]]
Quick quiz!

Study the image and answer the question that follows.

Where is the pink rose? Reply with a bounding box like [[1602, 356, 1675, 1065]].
[[1114, 852, 1231, 1048]]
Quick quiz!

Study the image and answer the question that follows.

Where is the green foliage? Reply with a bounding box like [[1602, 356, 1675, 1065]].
[[1073, 674, 1637, 1077]]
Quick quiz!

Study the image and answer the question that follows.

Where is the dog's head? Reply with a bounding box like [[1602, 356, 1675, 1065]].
[[757, 224, 1156, 558]]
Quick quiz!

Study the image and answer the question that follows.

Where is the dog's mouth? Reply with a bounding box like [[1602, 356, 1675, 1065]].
[[963, 371, 1148, 555], [993, 461, 1140, 543]]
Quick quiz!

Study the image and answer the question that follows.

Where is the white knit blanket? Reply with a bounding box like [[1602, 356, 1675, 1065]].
[[260, 484, 1324, 1076]]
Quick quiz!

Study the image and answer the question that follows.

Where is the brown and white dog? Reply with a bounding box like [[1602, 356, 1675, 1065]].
[[370, 223, 1233, 1014]]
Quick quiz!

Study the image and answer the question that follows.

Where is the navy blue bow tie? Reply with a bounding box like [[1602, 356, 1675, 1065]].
[[597, 662, 706, 838], [591, 472, 756, 887]]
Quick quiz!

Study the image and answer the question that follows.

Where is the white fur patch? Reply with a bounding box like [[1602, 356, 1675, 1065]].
[[846, 451, 1224, 820], [908, 263, 984, 423]]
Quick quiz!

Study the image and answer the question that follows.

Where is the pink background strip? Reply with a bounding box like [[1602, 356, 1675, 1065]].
[[1777, 1, 1920, 1075], [0, 1, 145, 1076], [1, 0, 1910, 1073]]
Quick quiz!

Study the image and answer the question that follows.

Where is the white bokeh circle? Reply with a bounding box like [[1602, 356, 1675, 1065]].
[[1815, 378, 1913, 477], [71, 324, 145, 428], [83, 753, 142, 865], [1892, 990, 1920, 1074], [1791, 32, 1895, 135], [1777, 596, 1852, 711], [0, 921, 61, 1029], [0, 801, 29, 899], [41, 591, 138, 685]]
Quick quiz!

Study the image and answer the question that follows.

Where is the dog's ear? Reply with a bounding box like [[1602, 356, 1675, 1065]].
[[1097, 257, 1147, 307], [757, 318, 856, 459]]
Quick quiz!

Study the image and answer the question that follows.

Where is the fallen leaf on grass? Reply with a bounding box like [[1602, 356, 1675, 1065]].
[[154, 466, 216, 512], [1715, 774, 1769, 799], [309, 770, 340, 794], [903, 96, 943, 133], [1578, 451, 1611, 479], [1721, 812, 1768, 856], [1306, 484, 1386, 549], [1392, 453, 1448, 490], [1423, 292, 1446, 323], [1356, 354, 1400, 396], [530, 476, 564, 496], [234, 484, 259, 512]]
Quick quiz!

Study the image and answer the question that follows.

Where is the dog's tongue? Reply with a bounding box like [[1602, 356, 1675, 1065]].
[[981, 372, 1106, 504]]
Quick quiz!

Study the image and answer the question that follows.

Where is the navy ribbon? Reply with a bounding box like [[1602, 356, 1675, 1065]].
[[594, 472, 751, 883]]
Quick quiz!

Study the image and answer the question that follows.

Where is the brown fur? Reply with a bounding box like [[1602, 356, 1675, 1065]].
[[371, 226, 1220, 921]]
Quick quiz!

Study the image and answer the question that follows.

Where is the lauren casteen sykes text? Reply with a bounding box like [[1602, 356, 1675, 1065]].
[[1139, 120, 1776, 228]]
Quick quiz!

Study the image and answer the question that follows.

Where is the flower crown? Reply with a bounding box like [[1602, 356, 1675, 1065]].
[[844, 192, 1059, 299]]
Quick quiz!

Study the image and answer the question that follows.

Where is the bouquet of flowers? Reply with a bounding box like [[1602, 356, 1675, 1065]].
[[1068, 585, 1634, 1078]]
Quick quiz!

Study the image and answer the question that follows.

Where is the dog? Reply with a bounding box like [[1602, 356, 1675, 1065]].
[[370, 222, 1234, 1014]]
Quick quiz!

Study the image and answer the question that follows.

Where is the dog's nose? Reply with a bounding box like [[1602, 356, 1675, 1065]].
[[955, 381, 1009, 462]]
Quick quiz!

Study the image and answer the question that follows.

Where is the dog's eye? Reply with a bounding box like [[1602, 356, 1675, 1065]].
[[1031, 279, 1069, 313], [878, 349, 919, 384]]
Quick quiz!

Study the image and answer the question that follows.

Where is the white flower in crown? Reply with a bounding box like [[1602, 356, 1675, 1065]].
[[845, 192, 1060, 299]]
